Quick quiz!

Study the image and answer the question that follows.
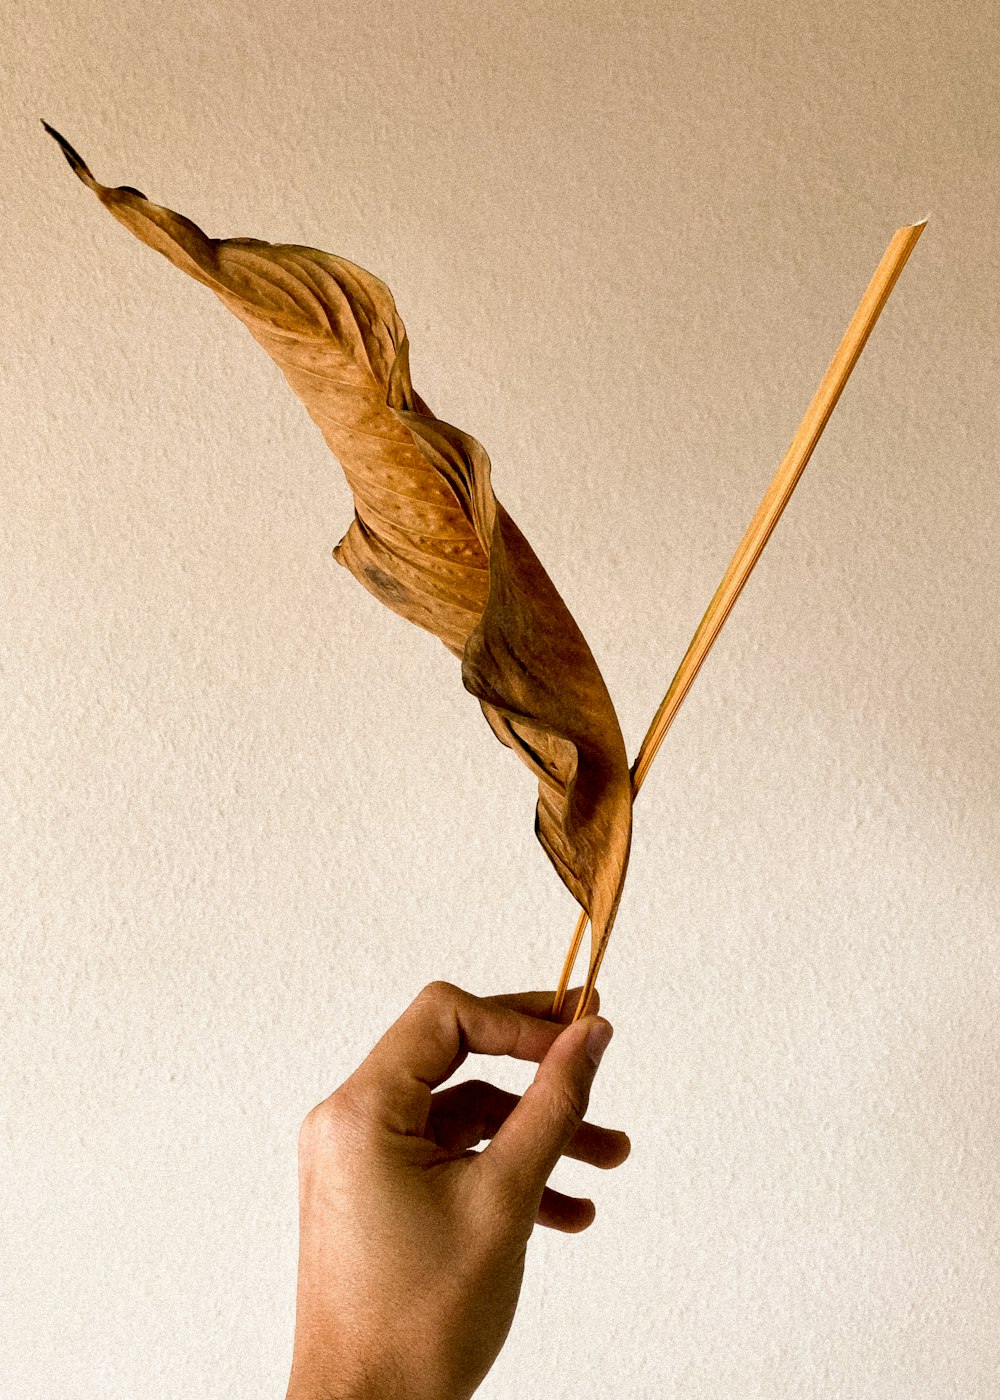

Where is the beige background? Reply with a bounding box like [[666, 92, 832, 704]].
[[3, 1, 998, 1396]]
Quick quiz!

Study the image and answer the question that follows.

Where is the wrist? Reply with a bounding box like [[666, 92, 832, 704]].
[[286, 1356, 403, 1400], [286, 1376, 373, 1400]]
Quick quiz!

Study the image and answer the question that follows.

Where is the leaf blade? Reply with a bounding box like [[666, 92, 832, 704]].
[[45, 123, 633, 979]]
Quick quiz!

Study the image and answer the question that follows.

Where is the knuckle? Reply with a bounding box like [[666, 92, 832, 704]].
[[461, 1077, 490, 1097], [418, 979, 459, 1005], [553, 1079, 589, 1131], [297, 1102, 328, 1156], [298, 1091, 353, 1155]]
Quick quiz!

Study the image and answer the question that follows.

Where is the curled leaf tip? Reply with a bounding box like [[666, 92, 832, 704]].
[[41, 120, 92, 181], [42, 122, 146, 200]]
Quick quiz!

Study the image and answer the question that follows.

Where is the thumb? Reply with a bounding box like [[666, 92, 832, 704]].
[[479, 1015, 614, 1202]]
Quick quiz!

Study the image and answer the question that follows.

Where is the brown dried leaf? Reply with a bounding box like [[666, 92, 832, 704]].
[[45, 123, 633, 981]]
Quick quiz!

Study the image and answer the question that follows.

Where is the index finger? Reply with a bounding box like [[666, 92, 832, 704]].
[[341, 982, 593, 1137], [482, 986, 599, 1024]]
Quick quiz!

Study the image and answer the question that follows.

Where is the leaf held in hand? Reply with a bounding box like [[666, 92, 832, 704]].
[[44, 123, 633, 981]]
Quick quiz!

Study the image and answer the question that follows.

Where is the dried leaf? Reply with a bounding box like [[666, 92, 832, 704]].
[[45, 123, 633, 983]]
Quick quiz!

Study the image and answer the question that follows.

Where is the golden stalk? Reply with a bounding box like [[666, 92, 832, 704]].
[[553, 218, 927, 1023]]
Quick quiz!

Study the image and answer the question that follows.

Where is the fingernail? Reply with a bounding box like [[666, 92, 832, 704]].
[[586, 1019, 613, 1067]]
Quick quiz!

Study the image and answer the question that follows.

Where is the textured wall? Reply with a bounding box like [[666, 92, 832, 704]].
[[3, 2, 998, 1396]]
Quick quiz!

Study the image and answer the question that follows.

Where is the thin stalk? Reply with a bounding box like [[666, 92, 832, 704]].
[[553, 219, 927, 1023]]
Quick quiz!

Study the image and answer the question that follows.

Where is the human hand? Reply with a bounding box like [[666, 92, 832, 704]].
[[285, 980, 629, 1400]]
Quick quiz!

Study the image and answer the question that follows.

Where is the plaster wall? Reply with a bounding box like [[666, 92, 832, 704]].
[[3, 2, 998, 1395]]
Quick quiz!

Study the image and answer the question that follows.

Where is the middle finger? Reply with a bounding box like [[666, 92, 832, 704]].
[[428, 1077, 630, 1167]]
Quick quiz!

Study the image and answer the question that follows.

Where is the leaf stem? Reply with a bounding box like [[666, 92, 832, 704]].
[[552, 219, 928, 1023]]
